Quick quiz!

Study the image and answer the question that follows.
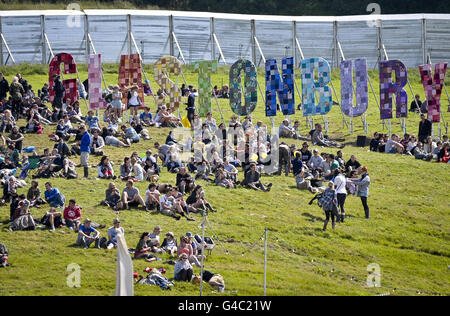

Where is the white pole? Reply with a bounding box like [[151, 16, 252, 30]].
[[264, 227, 267, 297], [350, 117, 353, 134], [199, 208, 206, 296], [389, 120, 392, 137], [364, 113, 368, 134]]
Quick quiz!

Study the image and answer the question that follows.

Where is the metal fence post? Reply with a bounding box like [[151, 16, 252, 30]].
[[422, 18, 427, 64], [210, 17, 215, 60], [333, 20, 338, 69], [292, 21, 297, 66], [169, 15, 174, 57], [85, 14, 90, 63], [127, 14, 132, 56], [40, 15, 46, 65], [377, 20, 382, 64], [251, 19, 256, 64]]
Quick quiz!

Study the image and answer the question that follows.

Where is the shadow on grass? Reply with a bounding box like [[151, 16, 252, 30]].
[[302, 212, 324, 222]]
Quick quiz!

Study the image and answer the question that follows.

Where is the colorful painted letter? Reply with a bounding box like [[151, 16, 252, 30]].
[[300, 58, 332, 117], [265, 57, 295, 117], [154, 56, 182, 110], [193, 60, 218, 117], [340, 59, 369, 117], [88, 54, 107, 110], [48, 52, 78, 103], [229, 59, 258, 116], [379, 60, 408, 120], [118, 54, 145, 106], [419, 63, 448, 123]]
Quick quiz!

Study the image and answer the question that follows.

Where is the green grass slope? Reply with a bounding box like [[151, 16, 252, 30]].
[[0, 63, 448, 296]]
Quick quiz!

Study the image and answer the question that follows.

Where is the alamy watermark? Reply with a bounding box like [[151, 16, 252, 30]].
[[67, 263, 81, 288], [366, 263, 381, 287], [171, 119, 280, 175], [66, 3, 82, 28], [366, 3, 381, 28]]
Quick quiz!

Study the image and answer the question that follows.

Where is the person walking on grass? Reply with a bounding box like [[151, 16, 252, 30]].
[[333, 169, 347, 223], [348, 166, 371, 219], [321, 181, 338, 231], [79, 125, 91, 178]]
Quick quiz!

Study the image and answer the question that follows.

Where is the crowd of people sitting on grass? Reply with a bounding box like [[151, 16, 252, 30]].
[[0, 70, 446, 285], [369, 130, 449, 163]]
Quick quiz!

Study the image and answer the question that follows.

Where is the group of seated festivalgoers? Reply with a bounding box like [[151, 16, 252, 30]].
[[0, 69, 446, 288], [369, 120, 449, 163]]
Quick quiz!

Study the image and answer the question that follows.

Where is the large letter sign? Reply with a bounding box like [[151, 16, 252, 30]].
[[340, 59, 369, 117], [265, 57, 295, 117], [49, 52, 78, 104], [88, 54, 107, 110], [229, 59, 258, 116], [154, 56, 182, 110], [300, 58, 332, 117], [379, 60, 408, 120], [118, 54, 145, 106], [419, 63, 448, 123], [193, 60, 218, 117]]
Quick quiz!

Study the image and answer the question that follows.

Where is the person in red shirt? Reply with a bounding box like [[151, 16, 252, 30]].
[[63, 199, 82, 231], [439, 143, 450, 163]]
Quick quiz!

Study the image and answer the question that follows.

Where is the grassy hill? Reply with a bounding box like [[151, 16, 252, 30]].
[[0, 62, 448, 296]]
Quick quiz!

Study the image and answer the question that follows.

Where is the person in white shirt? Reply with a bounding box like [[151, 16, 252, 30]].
[[385, 134, 404, 154], [279, 119, 296, 139], [131, 157, 144, 181], [406, 135, 418, 154], [333, 169, 348, 223], [107, 219, 124, 249], [142, 150, 157, 165], [204, 112, 217, 133]]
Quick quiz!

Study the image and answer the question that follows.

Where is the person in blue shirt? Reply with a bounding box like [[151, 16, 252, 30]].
[[85, 110, 100, 130], [292, 152, 304, 176], [79, 125, 91, 178], [139, 107, 153, 126], [76, 219, 100, 249], [44, 182, 65, 208]]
